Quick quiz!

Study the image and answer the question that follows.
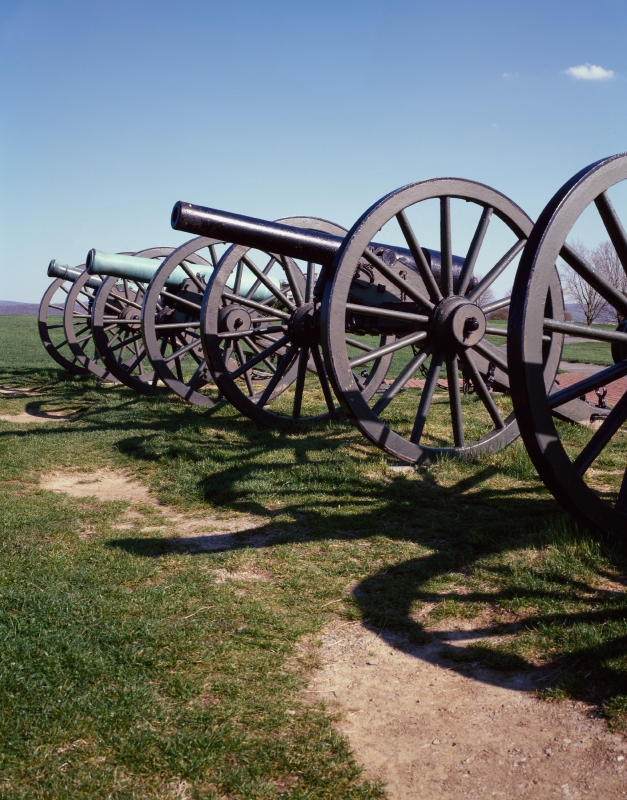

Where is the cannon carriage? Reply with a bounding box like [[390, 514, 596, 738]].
[[172, 179, 572, 463]]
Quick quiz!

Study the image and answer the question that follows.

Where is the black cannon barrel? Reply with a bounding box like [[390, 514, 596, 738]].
[[172, 202, 341, 265], [171, 201, 467, 287]]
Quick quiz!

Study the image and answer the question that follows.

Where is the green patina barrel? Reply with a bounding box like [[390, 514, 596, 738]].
[[86, 250, 276, 301], [47, 260, 103, 291]]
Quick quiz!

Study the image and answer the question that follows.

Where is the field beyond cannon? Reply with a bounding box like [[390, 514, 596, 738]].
[[1, 313, 627, 799]]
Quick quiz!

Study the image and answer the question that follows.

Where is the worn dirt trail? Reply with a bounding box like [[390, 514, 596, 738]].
[[40, 470, 627, 797], [309, 623, 627, 799], [40, 469, 268, 549]]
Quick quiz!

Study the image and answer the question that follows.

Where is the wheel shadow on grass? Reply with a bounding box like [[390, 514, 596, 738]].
[[107, 459, 627, 725]]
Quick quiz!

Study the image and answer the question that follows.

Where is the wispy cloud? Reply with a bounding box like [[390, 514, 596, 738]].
[[502, 72, 518, 78], [564, 63, 615, 81]]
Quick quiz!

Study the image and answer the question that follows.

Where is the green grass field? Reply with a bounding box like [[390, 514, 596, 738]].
[[1, 314, 627, 798]]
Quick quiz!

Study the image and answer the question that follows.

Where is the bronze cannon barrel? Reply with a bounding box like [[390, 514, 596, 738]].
[[171, 201, 467, 288]]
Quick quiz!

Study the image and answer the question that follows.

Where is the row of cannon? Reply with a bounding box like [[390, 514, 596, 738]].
[[38, 154, 627, 536]]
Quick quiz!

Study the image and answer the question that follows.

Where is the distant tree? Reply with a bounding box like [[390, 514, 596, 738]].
[[561, 240, 608, 325], [476, 280, 510, 320], [592, 240, 627, 324]]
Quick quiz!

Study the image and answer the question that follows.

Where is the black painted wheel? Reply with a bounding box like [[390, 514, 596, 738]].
[[141, 237, 224, 406], [39, 270, 91, 375], [63, 266, 120, 382], [90, 248, 175, 393], [201, 217, 393, 425], [321, 178, 564, 464], [509, 153, 627, 536]]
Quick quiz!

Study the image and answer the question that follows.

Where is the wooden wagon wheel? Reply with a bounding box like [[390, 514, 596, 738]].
[[39, 264, 92, 375], [321, 178, 564, 464], [200, 217, 393, 425], [509, 153, 627, 536], [62, 263, 121, 382], [89, 247, 175, 393], [141, 237, 223, 407]]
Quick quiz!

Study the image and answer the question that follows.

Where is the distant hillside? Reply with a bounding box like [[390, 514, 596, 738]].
[[0, 300, 46, 315]]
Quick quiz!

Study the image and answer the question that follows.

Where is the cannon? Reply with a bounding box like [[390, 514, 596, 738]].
[[39, 260, 118, 380], [172, 179, 573, 462], [87, 244, 279, 403], [84, 247, 181, 393], [139, 217, 395, 412]]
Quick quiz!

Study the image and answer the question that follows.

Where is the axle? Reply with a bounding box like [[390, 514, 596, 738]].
[[171, 201, 467, 291]]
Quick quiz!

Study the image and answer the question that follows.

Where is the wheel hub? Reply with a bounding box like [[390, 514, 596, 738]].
[[218, 305, 252, 333], [433, 296, 486, 352], [290, 302, 318, 345], [120, 304, 142, 330]]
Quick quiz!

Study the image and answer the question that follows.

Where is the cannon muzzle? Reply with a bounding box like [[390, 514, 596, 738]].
[[86, 250, 213, 287], [171, 201, 467, 290], [48, 259, 102, 290]]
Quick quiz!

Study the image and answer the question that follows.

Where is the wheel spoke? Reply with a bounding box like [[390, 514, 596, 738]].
[[573, 392, 627, 475], [242, 336, 277, 373], [345, 303, 430, 325], [219, 324, 285, 340], [241, 254, 296, 311], [446, 355, 464, 447], [109, 332, 143, 353], [456, 206, 493, 296], [396, 209, 442, 302], [180, 259, 209, 292], [305, 262, 316, 303], [362, 248, 435, 311], [560, 243, 627, 319], [548, 361, 627, 408], [257, 343, 299, 407], [292, 346, 309, 419], [124, 348, 147, 374], [371, 343, 433, 415], [228, 335, 290, 380], [615, 467, 627, 515], [543, 318, 627, 344], [440, 198, 453, 297], [467, 239, 527, 302], [481, 297, 511, 315], [245, 256, 277, 300], [594, 191, 627, 275], [234, 340, 255, 396], [350, 330, 427, 369], [472, 339, 508, 374], [345, 336, 374, 353], [410, 351, 444, 443], [279, 255, 304, 307], [458, 350, 505, 429], [174, 352, 184, 383], [159, 289, 203, 313], [310, 345, 336, 413], [189, 361, 210, 390], [163, 336, 202, 363], [221, 291, 291, 320], [154, 321, 202, 331]]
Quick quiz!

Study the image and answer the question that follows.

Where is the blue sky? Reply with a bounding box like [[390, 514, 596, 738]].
[[1, 0, 626, 301]]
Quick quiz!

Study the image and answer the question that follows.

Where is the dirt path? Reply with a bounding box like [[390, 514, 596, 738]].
[[40, 469, 268, 550], [309, 623, 627, 799], [0, 409, 76, 423]]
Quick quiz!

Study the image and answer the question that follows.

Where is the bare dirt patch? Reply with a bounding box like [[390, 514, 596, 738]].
[[40, 469, 268, 550], [308, 622, 627, 799], [0, 409, 76, 423], [0, 386, 41, 397]]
